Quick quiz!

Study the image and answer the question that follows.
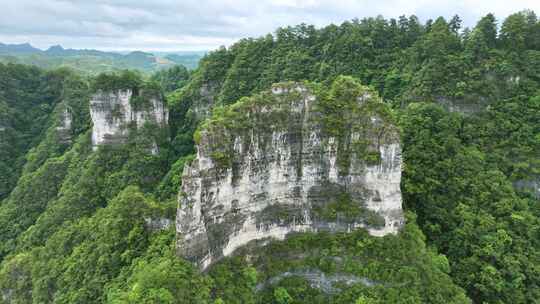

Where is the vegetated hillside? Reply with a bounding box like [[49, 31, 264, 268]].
[[0, 68, 469, 304], [163, 52, 207, 70], [0, 63, 74, 201], [166, 10, 539, 303], [0, 43, 204, 74], [0, 10, 538, 304]]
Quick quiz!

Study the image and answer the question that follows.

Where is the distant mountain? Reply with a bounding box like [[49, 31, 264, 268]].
[[0, 42, 203, 74], [44, 44, 121, 57], [45, 45, 68, 55], [0, 42, 41, 55], [164, 53, 206, 69]]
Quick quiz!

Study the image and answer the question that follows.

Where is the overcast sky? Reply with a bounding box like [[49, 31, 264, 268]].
[[0, 0, 538, 52]]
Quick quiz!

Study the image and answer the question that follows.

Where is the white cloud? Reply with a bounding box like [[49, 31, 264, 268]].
[[269, 0, 319, 8], [0, 0, 537, 51]]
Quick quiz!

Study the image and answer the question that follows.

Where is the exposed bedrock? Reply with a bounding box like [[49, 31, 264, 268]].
[[177, 79, 404, 269], [52, 104, 73, 145], [255, 269, 376, 294], [89, 89, 168, 153]]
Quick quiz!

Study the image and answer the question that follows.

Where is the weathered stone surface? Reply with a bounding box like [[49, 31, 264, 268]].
[[192, 81, 219, 120], [177, 81, 404, 270], [55, 106, 73, 144], [145, 217, 173, 231], [255, 269, 376, 294], [89, 89, 168, 153], [514, 178, 540, 198], [435, 96, 490, 115]]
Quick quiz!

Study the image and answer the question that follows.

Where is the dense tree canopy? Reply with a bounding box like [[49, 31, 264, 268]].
[[164, 10, 539, 303], [0, 11, 538, 304], [0, 63, 72, 200]]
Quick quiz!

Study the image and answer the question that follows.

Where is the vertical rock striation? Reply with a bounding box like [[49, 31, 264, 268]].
[[177, 78, 404, 269], [89, 89, 168, 153], [55, 106, 73, 144]]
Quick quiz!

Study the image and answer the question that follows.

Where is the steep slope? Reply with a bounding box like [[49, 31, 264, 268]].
[[0, 63, 71, 200], [0, 68, 475, 304], [0, 11, 538, 304], [177, 78, 404, 269], [0, 72, 90, 258], [167, 11, 539, 303], [0, 71, 177, 303]]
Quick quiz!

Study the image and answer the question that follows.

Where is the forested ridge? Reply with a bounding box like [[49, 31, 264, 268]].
[[0, 11, 538, 304]]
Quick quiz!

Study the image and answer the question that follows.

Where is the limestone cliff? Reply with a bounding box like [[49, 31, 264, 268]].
[[89, 89, 168, 153], [55, 106, 73, 144], [177, 78, 404, 269]]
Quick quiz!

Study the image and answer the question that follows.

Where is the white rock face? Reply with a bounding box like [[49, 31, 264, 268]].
[[256, 269, 375, 293], [55, 106, 73, 144], [360, 143, 403, 236], [514, 179, 540, 198], [177, 84, 404, 270], [56, 108, 72, 132], [89, 89, 167, 153], [145, 217, 173, 231]]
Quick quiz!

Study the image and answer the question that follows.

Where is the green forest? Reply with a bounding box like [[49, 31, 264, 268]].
[[0, 10, 539, 304]]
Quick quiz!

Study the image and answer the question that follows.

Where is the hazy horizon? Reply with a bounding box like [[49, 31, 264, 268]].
[[0, 0, 538, 52], [0, 42, 209, 54]]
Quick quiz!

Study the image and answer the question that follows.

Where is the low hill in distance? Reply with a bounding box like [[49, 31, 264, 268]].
[[0, 43, 204, 74]]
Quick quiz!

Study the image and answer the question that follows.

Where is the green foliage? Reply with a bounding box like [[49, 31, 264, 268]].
[[318, 76, 376, 137], [0, 66, 92, 259], [0, 62, 189, 304], [0, 11, 539, 304], [274, 287, 293, 304], [156, 154, 195, 202], [15, 128, 168, 251], [0, 46, 203, 75], [0, 253, 33, 303], [209, 258, 259, 304], [21, 72, 91, 174], [197, 77, 396, 175], [166, 11, 539, 303], [217, 36, 274, 105], [106, 230, 212, 304], [355, 295, 376, 304], [0, 155, 70, 258], [210, 151, 232, 169], [151, 65, 191, 93], [0, 63, 71, 200], [214, 216, 471, 304], [401, 102, 540, 303], [167, 11, 539, 131], [129, 81, 162, 111], [312, 192, 384, 227], [91, 70, 143, 93], [499, 11, 539, 51], [164, 53, 205, 70]]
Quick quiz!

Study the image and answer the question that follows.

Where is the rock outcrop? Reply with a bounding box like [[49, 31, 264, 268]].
[[255, 269, 375, 294], [89, 89, 168, 153], [514, 178, 540, 198], [55, 106, 73, 144], [177, 78, 404, 269]]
